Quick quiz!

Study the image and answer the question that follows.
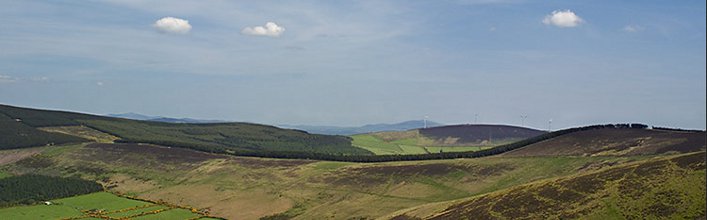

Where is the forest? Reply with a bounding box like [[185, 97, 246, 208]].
[[0, 175, 103, 207], [0, 113, 87, 150]]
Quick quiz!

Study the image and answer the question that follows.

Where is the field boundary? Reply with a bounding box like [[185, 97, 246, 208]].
[[53, 191, 226, 220]]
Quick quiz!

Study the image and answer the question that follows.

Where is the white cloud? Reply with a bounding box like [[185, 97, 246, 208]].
[[153, 17, 192, 34], [542, 10, 583, 28], [622, 25, 644, 32], [0, 75, 17, 83], [242, 22, 285, 37], [96, 82, 104, 86]]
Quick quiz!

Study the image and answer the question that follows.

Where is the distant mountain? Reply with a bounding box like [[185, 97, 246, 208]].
[[107, 113, 157, 121], [148, 117, 224, 124], [280, 120, 444, 135], [107, 113, 224, 124]]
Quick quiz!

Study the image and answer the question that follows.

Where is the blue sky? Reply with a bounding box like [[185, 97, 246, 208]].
[[0, 0, 705, 129]]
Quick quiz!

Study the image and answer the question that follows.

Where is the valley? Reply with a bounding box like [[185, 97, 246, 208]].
[[0, 104, 705, 219]]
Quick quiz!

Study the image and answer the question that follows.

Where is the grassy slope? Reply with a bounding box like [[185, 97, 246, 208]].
[[0, 192, 209, 220], [1, 143, 657, 219], [391, 152, 706, 220], [38, 126, 119, 143], [503, 128, 706, 157], [0, 104, 372, 156]]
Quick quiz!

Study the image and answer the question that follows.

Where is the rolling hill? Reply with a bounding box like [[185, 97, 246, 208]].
[[420, 124, 547, 145], [0, 112, 88, 150], [1, 139, 703, 219], [0, 104, 704, 219], [5, 104, 702, 161], [389, 152, 706, 220], [502, 128, 706, 157], [0, 104, 372, 156]]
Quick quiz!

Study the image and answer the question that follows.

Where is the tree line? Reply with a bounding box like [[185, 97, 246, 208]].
[[651, 126, 704, 133]]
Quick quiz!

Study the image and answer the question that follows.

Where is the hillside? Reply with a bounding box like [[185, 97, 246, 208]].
[[503, 128, 706, 157], [0, 113, 88, 150], [281, 120, 443, 135], [390, 152, 706, 219], [4, 104, 702, 162], [0, 104, 372, 156], [0, 143, 656, 219], [352, 124, 546, 155], [1, 117, 704, 219], [2, 141, 704, 219], [419, 124, 547, 144]]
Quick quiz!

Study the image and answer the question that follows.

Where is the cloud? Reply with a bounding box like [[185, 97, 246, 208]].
[[622, 25, 644, 32], [96, 82, 104, 86], [0, 74, 50, 83], [542, 10, 583, 28], [153, 17, 192, 34], [0, 75, 17, 83], [242, 22, 285, 37]]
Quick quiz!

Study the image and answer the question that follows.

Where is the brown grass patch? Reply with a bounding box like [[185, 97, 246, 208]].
[[504, 129, 706, 157], [82, 143, 225, 168], [230, 157, 315, 169], [0, 147, 43, 165]]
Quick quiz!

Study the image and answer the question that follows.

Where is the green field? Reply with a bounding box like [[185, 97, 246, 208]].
[[0, 192, 217, 220], [351, 133, 492, 155]]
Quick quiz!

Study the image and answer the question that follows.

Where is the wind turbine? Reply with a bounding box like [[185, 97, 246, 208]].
[[423, 115, 429, 129], [520, 115, 528, 127], [474, 114, 479, 124], [548, 119, 553, 131]]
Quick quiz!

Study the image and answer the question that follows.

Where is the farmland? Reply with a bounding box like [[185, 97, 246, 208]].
[[0, 192, 221, 220]]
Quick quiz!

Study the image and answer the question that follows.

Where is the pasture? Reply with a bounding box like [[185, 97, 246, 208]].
[[0, 192, 220, 220]]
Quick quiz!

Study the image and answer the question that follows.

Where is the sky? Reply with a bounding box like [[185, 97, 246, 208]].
[[0, 0, 705, 130]]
